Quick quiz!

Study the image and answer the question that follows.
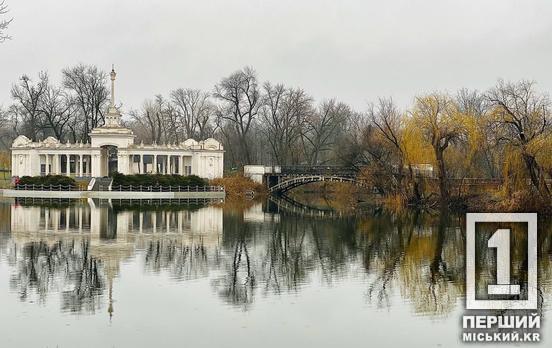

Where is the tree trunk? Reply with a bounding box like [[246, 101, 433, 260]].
[[434, 145, 449, 205], [407, 164, 422, 203], [522, 152, 550, 199]]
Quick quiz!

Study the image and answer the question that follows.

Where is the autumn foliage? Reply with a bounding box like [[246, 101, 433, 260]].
[[360, 80, 552, 211], [211, 174, 265, 198]]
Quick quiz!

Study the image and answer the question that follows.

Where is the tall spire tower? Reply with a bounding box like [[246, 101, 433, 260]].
[[110, 64, 116, 108], [105, 65, 122, 128]]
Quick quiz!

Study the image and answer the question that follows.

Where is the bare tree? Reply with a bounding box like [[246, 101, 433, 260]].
[[301, 99, 351, 165], [160, 95, 179, 143], [368, 98, 413, 197], [170, 88, 214, 140], [10, 72, 48, 141], [62, 64, 109, 141], [38, 84, 74, 140], [0, 0, 12, 42], [0, 105, 14, 149], [129, 98, 163, 144], [214, 67, 260, 166], [260, 83, 312, 164], [487, 80, 552, 198]]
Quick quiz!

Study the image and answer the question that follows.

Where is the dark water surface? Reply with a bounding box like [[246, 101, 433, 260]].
[[0, 198, 551, 347]]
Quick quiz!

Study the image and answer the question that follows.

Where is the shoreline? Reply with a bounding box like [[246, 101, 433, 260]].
[[0, 189, 225, 200]]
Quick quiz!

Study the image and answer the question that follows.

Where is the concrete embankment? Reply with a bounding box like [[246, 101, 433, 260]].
[[0, 189, 225, 200]]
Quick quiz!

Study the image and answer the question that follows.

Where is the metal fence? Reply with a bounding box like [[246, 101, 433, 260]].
[[14, 184, 224, 192], [103, 185, 225, 192], [15, 184, 79, 191]]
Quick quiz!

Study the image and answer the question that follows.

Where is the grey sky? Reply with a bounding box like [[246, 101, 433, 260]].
[[1, 0, 552, 111]]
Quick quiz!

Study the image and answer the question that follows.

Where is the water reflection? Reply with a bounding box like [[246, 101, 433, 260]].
[[1, 199, 551, 321]]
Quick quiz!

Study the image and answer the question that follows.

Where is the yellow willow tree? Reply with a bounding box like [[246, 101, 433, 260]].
[[487, 80, 552, 200], [411, 94, 465, 204], [367, 98, 432, 203], [401, 117, 434, 201], [454, 89, 497, 179]]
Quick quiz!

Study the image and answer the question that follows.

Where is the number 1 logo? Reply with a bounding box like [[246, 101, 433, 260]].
[[487, 229, 520, 296], [466, 213, 537, 310]]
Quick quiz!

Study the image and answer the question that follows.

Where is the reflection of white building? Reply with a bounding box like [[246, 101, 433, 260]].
[[10, 201, 223, 240], [11, 68, 224, 179], [243, 202, 280, 223], [9, 201, 223, 318]]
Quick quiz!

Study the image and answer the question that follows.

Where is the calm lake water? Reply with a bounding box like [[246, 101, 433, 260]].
[[0, 197, 551, 347]]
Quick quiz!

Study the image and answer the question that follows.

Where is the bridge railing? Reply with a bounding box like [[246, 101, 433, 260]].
[[279, 165, 358, 176]]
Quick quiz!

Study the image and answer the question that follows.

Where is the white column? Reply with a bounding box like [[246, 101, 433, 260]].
[[79, 155, 83, 177], [117, 154, 123, 174], [45, 154, 49, 175], [139, 155, 143, 174], [66, 155, 71, 176], [55, 155, 60, 174], [91, 154, 100, 177], [153, 155, 158, 174]]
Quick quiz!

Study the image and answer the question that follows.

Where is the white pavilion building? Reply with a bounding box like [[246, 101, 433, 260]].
[[10, 68, 224, 179]]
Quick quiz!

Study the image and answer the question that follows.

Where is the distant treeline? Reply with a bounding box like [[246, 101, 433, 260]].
[[2, 64, 552, 207]]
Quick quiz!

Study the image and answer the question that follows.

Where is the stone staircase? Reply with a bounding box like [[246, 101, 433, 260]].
[[91, 177, 113, 191]]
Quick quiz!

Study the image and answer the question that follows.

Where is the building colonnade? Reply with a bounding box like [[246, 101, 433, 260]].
[[30, 152, 195, 177]]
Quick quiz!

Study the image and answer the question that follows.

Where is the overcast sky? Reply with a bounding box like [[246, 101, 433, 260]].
[[1, 0, 552, 111]]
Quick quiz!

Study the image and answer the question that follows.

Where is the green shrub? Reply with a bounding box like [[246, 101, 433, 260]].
[[111, 172, 207, 187], [17, 175, 76, 187]]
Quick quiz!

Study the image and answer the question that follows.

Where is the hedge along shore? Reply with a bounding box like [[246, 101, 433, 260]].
[[0, 189, 225, 200]]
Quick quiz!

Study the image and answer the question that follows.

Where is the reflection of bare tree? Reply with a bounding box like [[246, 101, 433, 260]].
[[211, 211, 256, 309], [363, 212, 416, 307], [360, 209, 466, 316], [5, 200, 552, 319], [144, 238, 211, 280], [424, 210, 462, 315], [259, 213, 359, 296], [0, 203, 10, 257], [61, 240, 104, 313], [8, 239, 105, 314], [212, 237, 256, 309], [262, 218, 309, 294]]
